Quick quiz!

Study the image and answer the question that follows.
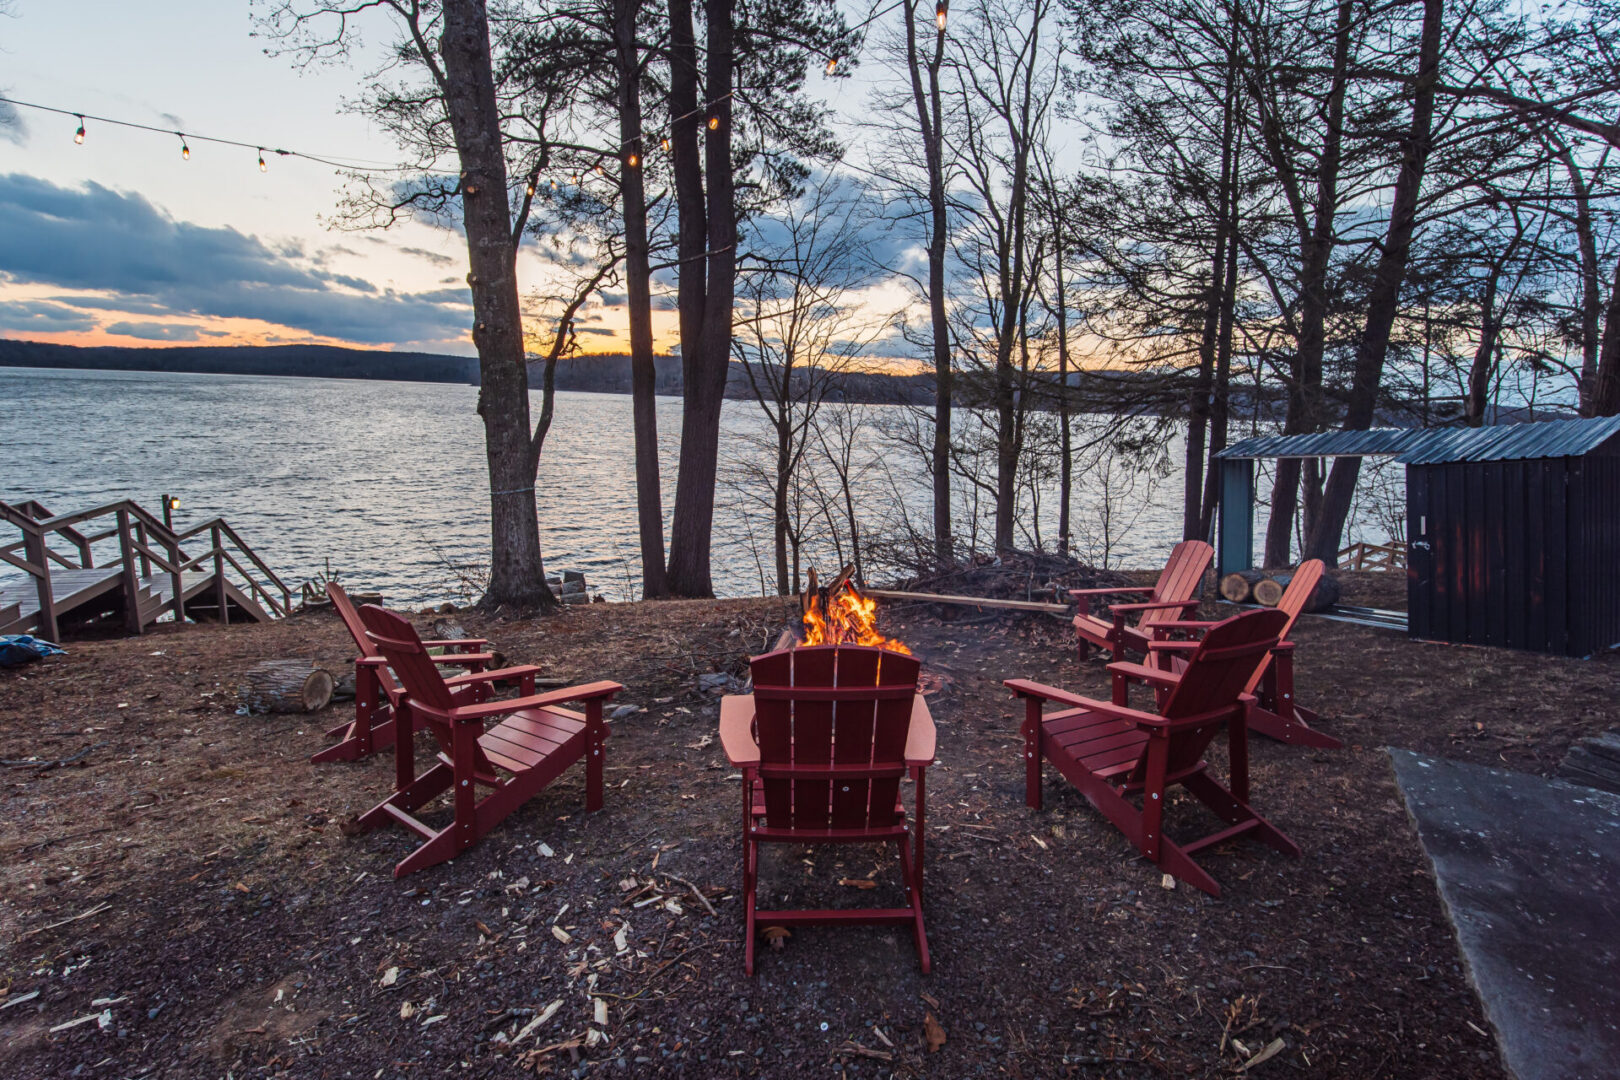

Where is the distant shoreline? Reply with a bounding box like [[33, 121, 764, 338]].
[[0, 338, 938, 405]]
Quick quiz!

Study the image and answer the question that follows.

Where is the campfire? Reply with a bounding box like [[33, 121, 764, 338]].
[[790, 565, 910, 654]]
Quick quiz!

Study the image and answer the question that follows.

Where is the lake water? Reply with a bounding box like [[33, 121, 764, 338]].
[[0, 366, 1400, 606]]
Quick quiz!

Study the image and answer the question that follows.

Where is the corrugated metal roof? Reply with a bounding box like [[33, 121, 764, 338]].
[[1218, 416, 1620, 464], [1397, 415, 1620, 463], [1219, 429, 1419, 460]]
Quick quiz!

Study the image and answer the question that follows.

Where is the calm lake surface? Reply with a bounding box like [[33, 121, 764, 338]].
[[0, 367, 1398, 606]]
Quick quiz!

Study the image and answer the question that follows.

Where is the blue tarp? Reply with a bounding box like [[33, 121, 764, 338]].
[[0, 635, 66, 667]]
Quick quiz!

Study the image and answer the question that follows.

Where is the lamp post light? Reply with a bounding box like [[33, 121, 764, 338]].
[[161, 494, 180, 532]]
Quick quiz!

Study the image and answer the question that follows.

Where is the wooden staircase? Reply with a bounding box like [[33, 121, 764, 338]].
[[0, 498, 290, 640]]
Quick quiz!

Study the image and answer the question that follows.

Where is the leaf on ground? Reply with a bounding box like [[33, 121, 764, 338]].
[[762, 925, 791, 951], [923, 1012, 947, 1053], [1236, 1037, 1285, 1072], [475, 920, 494, 938], [838, 878, 878, 890]]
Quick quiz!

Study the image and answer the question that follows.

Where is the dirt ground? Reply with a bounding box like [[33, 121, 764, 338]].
[[2, 570, 1615, 1079]]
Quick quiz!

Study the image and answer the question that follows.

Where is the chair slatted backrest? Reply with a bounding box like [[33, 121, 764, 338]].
[[750, 644, 920, 833], [1137, 539, 1214, 633], [1149, 609, 1287, 776], [328, 582, 406, 705], [359, 604, 457, 714], [1244, 559, 1323, 695]]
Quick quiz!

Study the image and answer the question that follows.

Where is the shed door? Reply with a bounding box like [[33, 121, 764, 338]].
[[1406, 466, 1432, 640]]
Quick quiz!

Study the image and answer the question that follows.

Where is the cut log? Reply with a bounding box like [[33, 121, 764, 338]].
[[237, 660, 335, 714], [1220, 570, 1269, 604], [1254, 572, 1340, 612]]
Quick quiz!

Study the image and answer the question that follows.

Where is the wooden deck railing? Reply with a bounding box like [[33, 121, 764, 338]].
[[1337, 540, 1407, 571], [0, 497, 291, 639]]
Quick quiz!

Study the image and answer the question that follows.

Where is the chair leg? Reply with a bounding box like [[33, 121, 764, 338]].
[[898, 832, 931, 974], [1182, 772, 1301, 859], [742, 779, 757, 976], [1139, 735, 1169, 863], [585, 699, 605, 812], [1022, 699, 1043, 811]]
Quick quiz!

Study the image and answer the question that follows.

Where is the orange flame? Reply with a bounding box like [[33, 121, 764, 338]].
[[802, 586, 911, 654]]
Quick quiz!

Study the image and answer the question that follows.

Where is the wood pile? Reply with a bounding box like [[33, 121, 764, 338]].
[[1220, 568, 1340, 613]]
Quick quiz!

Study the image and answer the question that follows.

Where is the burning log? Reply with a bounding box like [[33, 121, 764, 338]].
[[796, 566, 910, 654]]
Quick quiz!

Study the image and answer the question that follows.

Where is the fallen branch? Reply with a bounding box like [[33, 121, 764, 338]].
[[22, 900, 113, 938], [663, 874, 718, 918], [4, 742, 108, 770]]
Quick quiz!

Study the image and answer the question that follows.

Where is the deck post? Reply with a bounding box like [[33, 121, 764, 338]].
[[211, 524, 229, 624], [135, 519, 151, 577], [166, 534, 186, 626], [1217, 458, 1255, 577], [116, 509, 143, 634], [21, 524, 58, 642]]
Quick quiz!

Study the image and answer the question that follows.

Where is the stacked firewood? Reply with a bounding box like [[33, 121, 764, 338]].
[[1219, 568, 1340, 613]]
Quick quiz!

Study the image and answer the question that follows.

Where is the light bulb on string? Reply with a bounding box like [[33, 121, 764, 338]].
[[936, 0, 948, 31], [526, 179, 536, 197], [179, 134, 190, 160], [826, 56, 838, 75], [660, 137, 671, 152], [627, 152, 640, 168], [74, 116, 85, 144], [707, 115, 720, 131], [572, 173, 581, 184], [258, 148, 268, 172]]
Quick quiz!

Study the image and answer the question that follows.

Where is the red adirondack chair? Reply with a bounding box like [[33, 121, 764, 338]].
[[312, 582, 497, 764], [719, 644, 936, 975], [1070, 540, 1213, 663], [1007, 608, 1298, 896], [353, 604, 622, 877], [1144, 559, 1342, 749]]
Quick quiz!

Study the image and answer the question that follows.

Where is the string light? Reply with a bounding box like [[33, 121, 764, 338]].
[[660, 136, 671, 152], [74, 115, 85, 144], [526, 179, 536, 196], [258, 148, 268, 172], [626, 152, 640, 168], [594, 162, 605, 175], [707, 115, 720, 131], [179, 134, 190, 160], [826, 56, 838, 74], [936, 0, 948, 31]]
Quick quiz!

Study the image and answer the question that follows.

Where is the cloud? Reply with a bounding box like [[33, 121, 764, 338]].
[[400, 246, 457, 267], [0, 298, 97, 333], [0, 173, 474, 346], [103, 320, 205, 341]]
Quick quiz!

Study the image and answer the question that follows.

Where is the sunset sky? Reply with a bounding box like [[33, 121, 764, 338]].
[[0, 0, 895, 358]]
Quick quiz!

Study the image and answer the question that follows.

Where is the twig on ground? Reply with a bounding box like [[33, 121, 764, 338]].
[[4, 742, 108, 770], [663, 873, 718, 917]]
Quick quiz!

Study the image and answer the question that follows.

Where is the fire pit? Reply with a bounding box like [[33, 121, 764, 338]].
[[769, 564, 911, 655]]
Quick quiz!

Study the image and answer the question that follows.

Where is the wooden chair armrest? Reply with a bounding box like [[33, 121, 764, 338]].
[[443, 663, 541, 686], [355, 656, 390, 667], [1149, 620, 1216, 635], [444, 680, 622, 722], [1106, 660, 1183, 687], [424, 637, 490, 651], [1144, 639, 1200, 651], [1005, 678, 1171, 727], [1273, 640, 1297, 654], [718, 694, 759, 766], [429, 651, 496, 668], [1108, 599, 1201, 614], [904, 696, 936, 766]]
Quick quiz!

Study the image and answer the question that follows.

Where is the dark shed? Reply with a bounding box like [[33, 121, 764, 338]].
[[1217, 415, 1620, 657]]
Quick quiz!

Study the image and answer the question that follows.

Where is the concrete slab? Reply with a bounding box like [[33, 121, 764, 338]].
[[1391, 749, 1620, 1080]]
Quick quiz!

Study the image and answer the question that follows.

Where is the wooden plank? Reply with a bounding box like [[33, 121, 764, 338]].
[[861, 588, 1071, 614]]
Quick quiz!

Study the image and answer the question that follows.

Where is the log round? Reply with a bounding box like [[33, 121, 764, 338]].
[[1252, 576, 1287, 607], [238, 660, 335, 714], [1253, 571, 1341, 612], [1220, 570, 1269, 604]]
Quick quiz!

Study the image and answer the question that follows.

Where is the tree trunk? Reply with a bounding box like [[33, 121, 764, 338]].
[[1306, 0, 1444, 564], [1559, 144, 1602, 417], [1259, 0, 1351, 567], [440, 0, 555, 610], [906, 0, 953, 566], [1463, 273, 1503, 427], [666, 0, 736, 597], [1054, 239, 1073, 555], [774, 413, 791, 594], [615, 0, 669, 599], [1596, 253, 1620, 416]]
